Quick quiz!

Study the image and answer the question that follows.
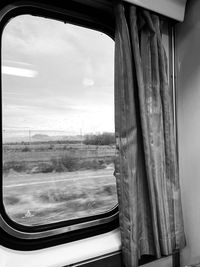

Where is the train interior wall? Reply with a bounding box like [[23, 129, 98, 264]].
[[176, 0, 200, 266]]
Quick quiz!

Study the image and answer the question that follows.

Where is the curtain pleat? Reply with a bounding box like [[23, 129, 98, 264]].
[[115, 5, 139, 266], [114, 3, 185, 267]]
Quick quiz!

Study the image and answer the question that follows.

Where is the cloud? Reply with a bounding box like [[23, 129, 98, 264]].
[[2, 15, 114, 134], [2, 15, 83, 57]]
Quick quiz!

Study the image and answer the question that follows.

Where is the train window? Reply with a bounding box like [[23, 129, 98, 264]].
[[2, 14, 117, 227]]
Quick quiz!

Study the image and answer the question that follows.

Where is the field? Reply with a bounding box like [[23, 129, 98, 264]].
[[3, 141, 118, 226]]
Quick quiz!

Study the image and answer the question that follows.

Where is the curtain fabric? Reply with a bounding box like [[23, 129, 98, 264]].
[[114, 2, 185, 267]]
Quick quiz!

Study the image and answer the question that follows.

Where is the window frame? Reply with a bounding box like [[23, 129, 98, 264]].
[[0, 0, 119, 250]]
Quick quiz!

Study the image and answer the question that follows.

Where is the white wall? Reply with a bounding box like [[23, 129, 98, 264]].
[[175, 0, 200, 266]]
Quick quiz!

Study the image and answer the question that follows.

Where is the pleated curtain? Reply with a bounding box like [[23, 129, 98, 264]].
[[114, 2, 186, 267]]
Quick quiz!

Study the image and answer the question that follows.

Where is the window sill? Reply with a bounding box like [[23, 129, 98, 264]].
[[0, 229, 121, 267]]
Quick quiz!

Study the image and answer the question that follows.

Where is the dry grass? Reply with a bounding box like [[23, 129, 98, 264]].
[[3, 142, 117, 226], [3, 169, 117, 226]]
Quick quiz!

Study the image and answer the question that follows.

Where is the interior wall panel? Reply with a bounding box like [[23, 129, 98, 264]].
[[175, 0, 200, 266], [124, 0, 187, 21]]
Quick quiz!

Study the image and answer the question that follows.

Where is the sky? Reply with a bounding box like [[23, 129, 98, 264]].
[[2, 15, 114, 137]]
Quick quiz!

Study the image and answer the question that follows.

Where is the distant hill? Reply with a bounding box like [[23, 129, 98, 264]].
[[32, 134, 50, 140], [3, 132, 90, 144]]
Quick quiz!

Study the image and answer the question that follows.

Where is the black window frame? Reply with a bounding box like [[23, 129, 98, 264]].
[[0, 0, 119, 251]]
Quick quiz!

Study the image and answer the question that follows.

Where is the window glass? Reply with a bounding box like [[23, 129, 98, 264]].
[[2, 15, 117, 226]]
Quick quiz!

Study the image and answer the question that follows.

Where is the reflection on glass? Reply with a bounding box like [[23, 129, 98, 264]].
[[2, 15, 117, 226]]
